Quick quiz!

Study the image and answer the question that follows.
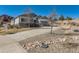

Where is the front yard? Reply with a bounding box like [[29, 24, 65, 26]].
[[19, 28, 79, 53], [0, 28, 32, 35]]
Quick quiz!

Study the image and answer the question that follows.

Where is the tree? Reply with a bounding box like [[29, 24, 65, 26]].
[[42, 16, 48, 19], [66, 16, 73, 20], [66, 16, 73, 28], [48, 8, 58, 34], [59, 15, 65, 21], [29, 13, 37, 17]]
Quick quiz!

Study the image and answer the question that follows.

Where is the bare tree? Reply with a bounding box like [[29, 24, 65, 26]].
[[24, 8, 32, 27], [48, 8, 58, 34]]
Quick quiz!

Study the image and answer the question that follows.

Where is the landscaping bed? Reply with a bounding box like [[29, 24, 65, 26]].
[[19, 29, 79, 53]]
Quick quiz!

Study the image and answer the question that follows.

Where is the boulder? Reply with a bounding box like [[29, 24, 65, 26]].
[[40, 43, 49, 48]]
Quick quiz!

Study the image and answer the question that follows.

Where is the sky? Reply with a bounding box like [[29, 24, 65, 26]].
[[0, 5, 79, 18]]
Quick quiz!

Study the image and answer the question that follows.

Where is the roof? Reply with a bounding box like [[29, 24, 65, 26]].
[[0, 14, 14, 22], [16, 13, 37, 18]]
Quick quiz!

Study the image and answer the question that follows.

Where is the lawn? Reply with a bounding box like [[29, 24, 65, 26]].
[[0, 28, 32, 35]]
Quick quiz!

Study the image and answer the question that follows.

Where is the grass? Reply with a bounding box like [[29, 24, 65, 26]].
[[0, 28, 32, 35]]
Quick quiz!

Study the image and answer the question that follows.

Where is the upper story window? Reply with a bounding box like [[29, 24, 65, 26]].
[[21, 18, 26, 22]]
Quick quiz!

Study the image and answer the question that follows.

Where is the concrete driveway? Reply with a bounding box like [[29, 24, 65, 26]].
[[0, 27, 60, 53]]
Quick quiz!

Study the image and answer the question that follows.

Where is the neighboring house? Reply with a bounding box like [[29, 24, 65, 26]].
[[14, 13, 39, 27], [38, 18, 49, 26], [0, 15, 14, 26]]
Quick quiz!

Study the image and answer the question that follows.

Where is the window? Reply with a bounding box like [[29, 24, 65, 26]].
[[34, 20, 37, 23], [21, 18, 25, 22]]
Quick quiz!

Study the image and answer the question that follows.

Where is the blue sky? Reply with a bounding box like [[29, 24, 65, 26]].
[[0, 5, 79, 18]]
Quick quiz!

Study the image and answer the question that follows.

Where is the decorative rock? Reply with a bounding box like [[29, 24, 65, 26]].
[[58, 38, 66, 42], [40, 43, 49, 48], [74, 36, 78, 40], [28, 42, 33, 46], [62, 38, 66, 42], [31, 44, 36, 48], [23, 44, 26, 48], [34, 41, 40, 45], [45, 40, 51, 45], [26, 42, 34, 50], [49, 40, 53, 44], [26, 46, 31, 50], [22, 42, 28, 49]]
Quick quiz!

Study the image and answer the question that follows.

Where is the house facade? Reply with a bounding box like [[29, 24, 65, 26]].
[[14, 13, 50, 27], [14, 14, 39, 27]]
